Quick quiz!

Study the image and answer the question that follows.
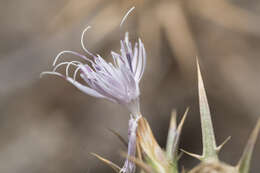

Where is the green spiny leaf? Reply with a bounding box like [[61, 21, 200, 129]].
[[180, 149, 203, 161], [166, 108, 188, 173], [166, 108, 189, 162], [216, 136, 231, 153], [166, 110, 177, 160], [197, 59, 218, 162], [237, 119, 260, 173]]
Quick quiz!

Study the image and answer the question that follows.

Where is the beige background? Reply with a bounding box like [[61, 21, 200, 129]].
[[0, 0, 260, 172]]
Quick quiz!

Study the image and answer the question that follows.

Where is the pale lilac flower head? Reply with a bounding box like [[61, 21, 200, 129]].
[[41, 27, 146, 115]]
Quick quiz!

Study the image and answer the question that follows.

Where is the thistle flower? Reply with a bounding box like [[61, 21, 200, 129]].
[[41, 18, 146, 172], [41, 27, 146, 116]]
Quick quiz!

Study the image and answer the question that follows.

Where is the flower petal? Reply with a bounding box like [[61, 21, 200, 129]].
[[66, 77, 105, 98]]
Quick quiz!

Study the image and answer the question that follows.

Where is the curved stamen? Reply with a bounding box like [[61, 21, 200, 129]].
[[53, 62, 71, 72], [120, 6, 135, 27], [81, 26, 96, 58], [53, 50, 93, 66], [73, 66, 81, 81], [40, 71, 64, 78], [53, 61, 80, 72], [66, 61, 81, 77]]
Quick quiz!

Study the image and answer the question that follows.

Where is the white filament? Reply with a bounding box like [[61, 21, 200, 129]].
[[53, 61, 80, 72], [73, 66, 81, 81], [120, 6, 135, 27], [53, 50, 93, 66], [40, 71, 63, 78], [81, 26, 95, 57]]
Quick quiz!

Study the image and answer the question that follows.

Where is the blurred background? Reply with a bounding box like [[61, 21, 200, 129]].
[[0, 0, 260, 172]]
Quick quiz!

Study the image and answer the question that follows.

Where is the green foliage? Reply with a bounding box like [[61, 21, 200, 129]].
[[92, 61, 260, 173]]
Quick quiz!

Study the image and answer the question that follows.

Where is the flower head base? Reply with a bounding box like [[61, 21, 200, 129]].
[[41, 27, 146, 115], [120, 116, 140, 173]]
